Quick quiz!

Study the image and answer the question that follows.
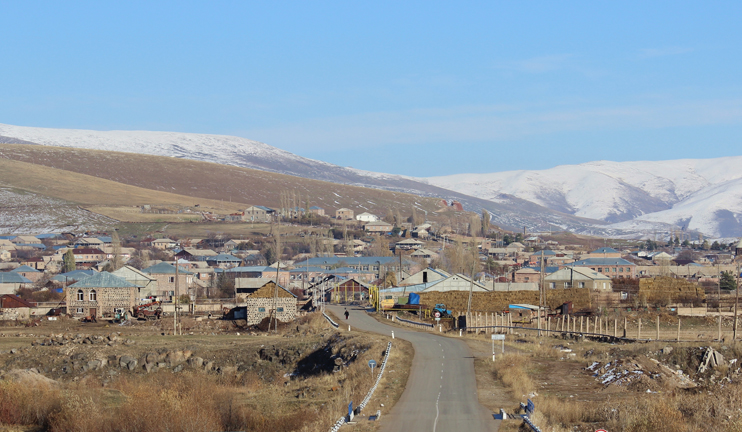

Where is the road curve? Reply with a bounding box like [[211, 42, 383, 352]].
[[328, 305, 498, 432]]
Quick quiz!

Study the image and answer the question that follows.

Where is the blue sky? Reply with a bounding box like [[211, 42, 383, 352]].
[[1, 1, 741, 176]]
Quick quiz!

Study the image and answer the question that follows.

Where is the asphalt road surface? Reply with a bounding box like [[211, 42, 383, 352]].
[[328, 305, 499, 432]]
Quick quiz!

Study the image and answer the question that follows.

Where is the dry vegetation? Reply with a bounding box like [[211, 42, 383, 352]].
[[477, 331, 742, 432], [0, 313, 411, 432]]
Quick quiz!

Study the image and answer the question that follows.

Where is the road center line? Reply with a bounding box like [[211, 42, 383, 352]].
[[433, 391, 441, 432]]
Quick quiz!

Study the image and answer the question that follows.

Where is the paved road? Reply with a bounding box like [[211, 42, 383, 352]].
[[328, 305, 499, 432]]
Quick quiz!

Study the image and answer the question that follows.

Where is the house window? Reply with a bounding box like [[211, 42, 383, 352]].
[[76, 307, 84, 314], [77, 290, 84, 301], [277, 307, 284, 312], [258, 307, 266, 312], [619, 267, 624, 272], [89, 290, 97, 301], [549, 282, 555, 289], [423, 272, 428, 283], [169, 277, 175, 283], [597, 268, 602, 272], [578, 282, 585, 288]]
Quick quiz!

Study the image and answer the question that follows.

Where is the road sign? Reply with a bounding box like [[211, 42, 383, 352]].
[[492, 334, 505, 340], [434, 311, 441, 318], [526, 399, 535, 415], [368, 359, 377, 368]]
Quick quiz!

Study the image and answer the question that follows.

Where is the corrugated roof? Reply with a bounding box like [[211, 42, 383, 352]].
[[142, 262, 193, 275], [10, 265, 41, 273], [0, 273, 32, 283], [570, 258, 635, 266], [208, 253, 242, 261], [68, 272, 137, 289]]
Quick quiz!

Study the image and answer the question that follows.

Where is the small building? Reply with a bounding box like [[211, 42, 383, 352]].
[[141, 262, 194, 300], [421, 274, 490, 293], [112, 265, 158, 299], [364, 221, 394, 234], [175, 247, 218, 261], [400, 267, 449, 286], [0, 294, 35, 320], [329, 278, 370, 302], [206, 253, 243, 269], [308, 206, 325, 216], [244, 205, 276, 223], [0, 272, 32, 295], [356, 212, 379, 222], [20, 257, 46, 270], [10, 265, 43, 282], [242, 280, 297, 325], [71, 248, 107, 268], [335, 208, 354, 220], [544, 266, 613, 290], [395, 238, 424, 251], [225, 266, 291, 287], [66, 272, 138, 319], [152, 238, 177, 250], [410, 248, 439, 263], [565, 257, 637, 278]]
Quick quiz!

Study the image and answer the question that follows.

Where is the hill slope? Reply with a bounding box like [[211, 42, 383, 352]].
[[0, 124, 605, 233]]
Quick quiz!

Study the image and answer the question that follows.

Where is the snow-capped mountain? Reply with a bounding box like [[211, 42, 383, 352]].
[[426, 158, 742, 238], [3, 122, 741, 238]]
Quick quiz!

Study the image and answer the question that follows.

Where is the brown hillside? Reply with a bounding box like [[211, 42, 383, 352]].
[[0, 158, 244, 215], [0, 144, 442, 216]]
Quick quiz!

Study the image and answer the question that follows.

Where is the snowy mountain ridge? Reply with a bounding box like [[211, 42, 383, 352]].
[[426, 157, 742, 237], [2, 122, 741, 237]]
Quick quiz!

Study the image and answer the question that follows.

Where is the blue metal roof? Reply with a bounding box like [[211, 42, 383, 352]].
[[225, 266, 274, 273], [569, 258, 635, 266], [10, 265, 40, 273], [591, 247, 619, 254], [0, 272, 32, 283], [523, 266, 560, 274], [309, 206, 324, 210], [289, 266, 327, 273], [35, 233, 61, 239], [254, 205, 274, 212], [293, 256, 410, 267], [68, 272, 137, 289], [15, 243, 46, 250], [208, 253, 242, 262], [142, 262, 193, 275]]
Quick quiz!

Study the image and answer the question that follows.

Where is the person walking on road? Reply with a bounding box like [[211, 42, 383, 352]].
[[344, 309, 349, 320]]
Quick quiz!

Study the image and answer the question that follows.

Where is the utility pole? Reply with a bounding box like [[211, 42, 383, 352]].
[[538, 249, 544, 336], [174, 261, 179, 336], [735, 261, 740, 342], [272, 220, 281, 333]]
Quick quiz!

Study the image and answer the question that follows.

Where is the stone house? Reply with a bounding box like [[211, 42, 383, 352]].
[[0, 294, 34, 320], [72, 248, 107, 268], [10, 265, 43, 283], [565, 257, 637, 278], [241, 281, 297, 325], [335, 208, 354, 220], [152, 238, 177, 250], [513, 268, 540, 283], [66, 272, 138, 319], [142, 262, 194, 300]]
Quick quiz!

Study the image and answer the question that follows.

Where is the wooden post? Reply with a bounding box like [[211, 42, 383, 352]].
[[638, 318, 642, 340], [573, 316, 576, 335], [580, 316, 583, 333], [624, 317, 627, 338], [614, 319, 617, 338], [719, 314, 722, 342], [656, 315, 660, 341], [547, 316, 551, 334], [586, 317, 590, 334], [599, 317, 602, 335], [566, 315, 570, 333], [677, 318, 681, 342]]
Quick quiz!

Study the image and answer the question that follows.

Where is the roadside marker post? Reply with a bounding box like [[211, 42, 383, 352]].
[[392, 331, 394, 339], [368, 359, 377, 380], [492, 334, 505, 361]]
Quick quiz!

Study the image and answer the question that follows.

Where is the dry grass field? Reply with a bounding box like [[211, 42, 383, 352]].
[[0, 312, 413, 432]]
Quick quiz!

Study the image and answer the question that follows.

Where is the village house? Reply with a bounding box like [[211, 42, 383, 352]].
[[10, 265, 43, 283], [293, 256, 413, 280], [356, 212, 379, 222], [400, 267, 450, 286], [513, 267, 540, 283], [224, 266, 291, 287], [0, 272, 32, 295], [364, 221, 394, 234], [20, 257, 46, 270], [11, 235, 40, 245], [72, 248, 107, 268], [73, 237, 106, 249], [421, 274, 490, 293], [175, 247, 218, 261], [66, 272, 137, 319], [142, 262, 194, 300], [206, 253, 243, 269], [395, 238, 424, 251], [235, 277, 275, 301], [112, 265, 158, 299], [0, 294, 35, 320], [0, 249, 11, 262], [327, 267, 375, 282], [152, 238, 177, 250], [308, 206, 325, 216], [244, 205, 275, 223], [410, 248, 439, 263], [236, 280, 297, 325], [566, 248, 637, 278], [328, 278, 370, 303], [544, 266, 613, 290], [335, 208, 354, 220]]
